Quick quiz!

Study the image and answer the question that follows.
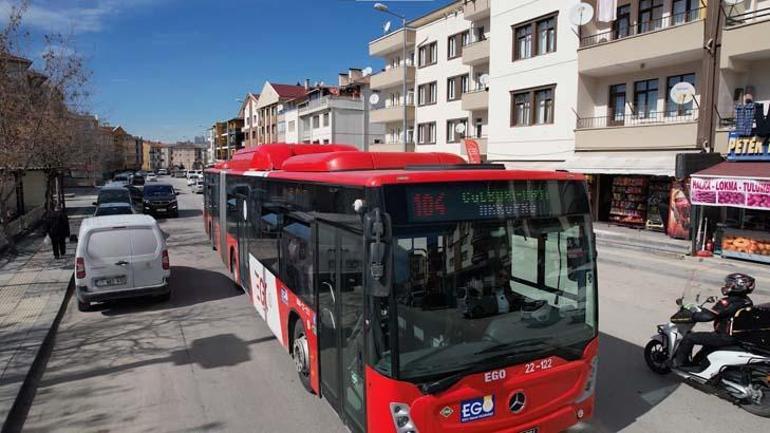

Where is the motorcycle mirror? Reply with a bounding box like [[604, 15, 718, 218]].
[[706, 296, 717, 303], [676, 297, 683, 306]]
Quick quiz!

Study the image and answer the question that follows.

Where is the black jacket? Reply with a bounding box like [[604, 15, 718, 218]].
[[46, 210, 70, 239], [694, 295, 753, 334]]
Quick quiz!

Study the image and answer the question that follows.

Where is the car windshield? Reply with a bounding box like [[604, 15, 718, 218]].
[[144, 185, 173, 197], [390, 215, 597, 381], [98, 190, 130, 204], [95, 205, 132, 216]]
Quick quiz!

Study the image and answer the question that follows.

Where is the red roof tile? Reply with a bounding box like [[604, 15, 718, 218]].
[[271, 83, 307, 99]]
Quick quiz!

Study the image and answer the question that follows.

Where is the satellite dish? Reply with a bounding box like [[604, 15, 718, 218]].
[[454, 122, 467, 134], [723, 0, 743, 4], [369, 93, 380, 105], [669, 82, 696, 105], [479, 74, 490, 87], [569, 3, 594, 26], [362, 66, 373, 77], [383, 20, 392, 34], [277, 104, 284, 112]]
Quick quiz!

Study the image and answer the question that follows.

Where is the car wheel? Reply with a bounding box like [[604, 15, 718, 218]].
[[292, 321, 313, 393], [77, 298, 91, 312]]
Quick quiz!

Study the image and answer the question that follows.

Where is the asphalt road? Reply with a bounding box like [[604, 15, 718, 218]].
[[20, 176, 770, 433]]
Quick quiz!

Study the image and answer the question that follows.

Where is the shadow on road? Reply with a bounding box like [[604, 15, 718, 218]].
[[176, 208, 202, 218], [96, 266, 241, 316], [587, 332, 681, 432]]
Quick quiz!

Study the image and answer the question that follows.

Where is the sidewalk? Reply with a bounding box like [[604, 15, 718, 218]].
[[0, 190, 94, 431], [594, 222, 691, 256]]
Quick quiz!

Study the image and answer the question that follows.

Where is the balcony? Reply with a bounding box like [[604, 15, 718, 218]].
[[369, 28, 416, 57], [462, 0, 489, 21], [298, 96, 364, 115], [722, 7, 770, 70], [578, 8, 705, 77], [462, 38, 489, 66], [370, 66, 416, 91], [461, 89, 489, 112], [575, 110, 699, 151], [370, 105, 415, 124]]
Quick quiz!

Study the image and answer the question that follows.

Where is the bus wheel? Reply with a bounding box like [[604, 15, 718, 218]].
[[292, 321, 313, 393]]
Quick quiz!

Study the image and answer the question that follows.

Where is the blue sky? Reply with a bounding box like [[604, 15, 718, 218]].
[[1, 0, 451, 142]]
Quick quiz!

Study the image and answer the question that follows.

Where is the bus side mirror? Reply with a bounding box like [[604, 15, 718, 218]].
[[364, 208, 392, 298]]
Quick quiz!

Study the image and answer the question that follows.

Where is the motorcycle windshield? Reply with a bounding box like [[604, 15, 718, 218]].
[[678, 259, 715, 308]]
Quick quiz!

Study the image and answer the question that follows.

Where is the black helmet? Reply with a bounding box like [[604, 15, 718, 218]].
[[721, 273, 755, 296]]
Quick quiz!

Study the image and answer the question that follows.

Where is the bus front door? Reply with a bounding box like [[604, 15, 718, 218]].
[[317, 223, 365, 433]]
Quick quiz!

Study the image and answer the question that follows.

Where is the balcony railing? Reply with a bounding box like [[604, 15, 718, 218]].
[[726, 6, 770, 27], [576, 109, 698, 129], [580, 7, 704, 48]]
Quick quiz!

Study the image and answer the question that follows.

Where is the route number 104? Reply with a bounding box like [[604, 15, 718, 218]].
[[524, 358, 554, 374]]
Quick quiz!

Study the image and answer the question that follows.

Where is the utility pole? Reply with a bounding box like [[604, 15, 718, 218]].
[[696, 0, 723, 154]]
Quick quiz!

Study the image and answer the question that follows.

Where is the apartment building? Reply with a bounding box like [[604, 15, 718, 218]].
[[240, 93, 260, 147], [170, 143, 205, 170], [226, 117, 245, 158], [112, 126, 142, 171], [487, 0, 577, 167], [280, 69, 385, 149], [368, 23, 416, 151], [212, 121, 227, 160], [255, 82, 307, 145]]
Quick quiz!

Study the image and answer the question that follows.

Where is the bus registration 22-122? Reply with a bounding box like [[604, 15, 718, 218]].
[[524, 358, 554, 374]]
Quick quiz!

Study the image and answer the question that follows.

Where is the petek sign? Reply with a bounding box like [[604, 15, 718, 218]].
[[727, 132, 770, 161], [690, 176, 770, 210]]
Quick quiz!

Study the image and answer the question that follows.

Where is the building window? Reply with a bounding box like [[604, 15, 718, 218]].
[[323, 139, 330, 144], [613, 5, 631, 39], [447, 118, 468, 143], [322, 113, 329, 127], [672, 0, 700, 25], [513, 12, 558, 60], [418, 41, 437, 67], [418, 82, 437, 106], [638, 0, 664, 33], [475, 26, 485, 42], [609, 83, 627, 125], [417, 122, 436, 144], [447, 74, 469, 101], [666, 73, 696, 116], [312, 115, 320, 129], [448, 31, 469, 59], [634, 79, 659, 119], [510, 85, 556, 127]]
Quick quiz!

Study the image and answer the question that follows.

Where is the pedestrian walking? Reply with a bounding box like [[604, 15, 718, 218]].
[[45, 204, 70, 259]]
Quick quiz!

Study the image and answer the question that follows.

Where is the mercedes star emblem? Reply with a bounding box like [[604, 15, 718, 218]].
[[509, 391, 527, 413]]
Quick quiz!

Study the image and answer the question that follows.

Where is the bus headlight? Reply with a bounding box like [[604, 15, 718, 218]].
[[578, 356, 598, 402], [390, 403, 419, 433]]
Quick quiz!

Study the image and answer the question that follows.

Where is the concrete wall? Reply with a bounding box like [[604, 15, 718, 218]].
[[487, 0, 579, 162]]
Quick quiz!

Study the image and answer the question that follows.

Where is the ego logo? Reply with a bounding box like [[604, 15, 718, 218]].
[[460, 395, 494, 423], [252, 270, 268, 312]]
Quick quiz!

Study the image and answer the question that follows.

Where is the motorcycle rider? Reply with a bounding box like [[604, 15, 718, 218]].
[[672, 273, 755, 371]]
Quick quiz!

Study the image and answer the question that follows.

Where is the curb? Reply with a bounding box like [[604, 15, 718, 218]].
[[0, 276, 73, 433]]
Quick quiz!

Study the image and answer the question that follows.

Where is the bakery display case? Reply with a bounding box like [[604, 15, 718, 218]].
[[720, 228, 770, 264]]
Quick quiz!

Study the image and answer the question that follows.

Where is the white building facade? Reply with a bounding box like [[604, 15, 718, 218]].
[[487, 0, 579, 168]]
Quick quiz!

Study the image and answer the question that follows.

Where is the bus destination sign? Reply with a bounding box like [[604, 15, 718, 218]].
[[406, 182, 555, 223]]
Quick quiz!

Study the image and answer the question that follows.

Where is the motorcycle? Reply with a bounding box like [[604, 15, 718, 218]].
[[644, 292, 770, 417]]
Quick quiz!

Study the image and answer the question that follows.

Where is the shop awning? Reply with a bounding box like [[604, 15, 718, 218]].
[[498, 161, 565, 171], [559, 151, 693, 176], [691, 161, 770, 180]]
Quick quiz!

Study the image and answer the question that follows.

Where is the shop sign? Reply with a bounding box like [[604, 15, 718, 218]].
[[464, 139, 482, 164], [727, 132, 770, 161], [690, 176, 770, 210]]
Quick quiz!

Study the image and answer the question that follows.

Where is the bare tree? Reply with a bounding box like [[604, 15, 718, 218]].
[[0, 0, 90, 252]]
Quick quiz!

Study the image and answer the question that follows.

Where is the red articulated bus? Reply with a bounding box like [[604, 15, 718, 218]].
[[204, 144, 598, 433]]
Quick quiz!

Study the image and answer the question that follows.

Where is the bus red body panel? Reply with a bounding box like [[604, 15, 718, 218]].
[[366, 338, 597, 433]]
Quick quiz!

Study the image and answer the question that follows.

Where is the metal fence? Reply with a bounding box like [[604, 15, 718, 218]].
[[726, 6, 770, 27], [580, 7, 705, 48], [576, 109, 698, 129]]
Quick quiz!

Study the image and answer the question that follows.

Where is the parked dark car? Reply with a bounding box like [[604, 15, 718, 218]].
[[94, 186, 132, 207], [142, 183, 178, 217], [94, 202, 135, 216], [132, 174, 145, 186]]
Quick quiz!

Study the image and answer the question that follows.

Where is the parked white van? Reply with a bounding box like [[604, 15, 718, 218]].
[[75, 214, 171, 311]]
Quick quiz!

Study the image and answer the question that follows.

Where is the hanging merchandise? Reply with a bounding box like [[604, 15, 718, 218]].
[[667, 180, 692, 240], [609, 176, 648, 226], [597, 0, 618, 23], [734, 103, 756, 137]]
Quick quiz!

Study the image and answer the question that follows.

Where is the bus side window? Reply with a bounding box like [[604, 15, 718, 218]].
[[253, 208, 281, 275], [279, 220, 313, 305]]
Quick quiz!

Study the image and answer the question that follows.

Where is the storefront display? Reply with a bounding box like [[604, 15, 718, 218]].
[[645, 177, 671, 232], [721, 228, 770, 264], [609, 176, 648, 226], [667, 180, 691, 240]]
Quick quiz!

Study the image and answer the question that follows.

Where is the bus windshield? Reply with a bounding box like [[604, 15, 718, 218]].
[[390, 214, 597, 381]]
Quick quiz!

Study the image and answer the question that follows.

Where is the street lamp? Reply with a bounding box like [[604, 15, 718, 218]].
[[374, 2, 410, 152]]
